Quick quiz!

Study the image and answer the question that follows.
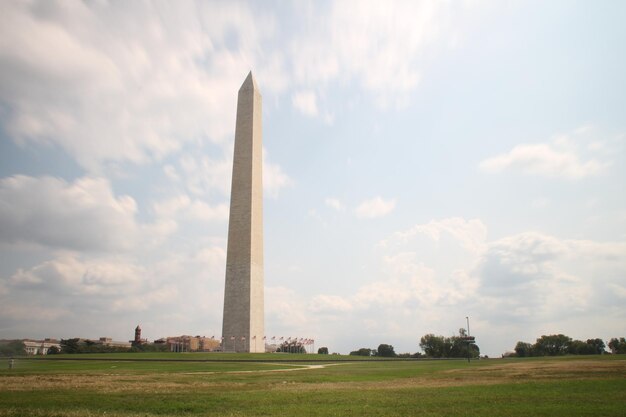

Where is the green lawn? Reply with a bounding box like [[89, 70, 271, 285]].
[[0, 354, 624, 416]]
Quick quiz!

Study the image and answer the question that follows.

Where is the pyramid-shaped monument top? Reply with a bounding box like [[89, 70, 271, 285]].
[[239, 71, 260, 92]]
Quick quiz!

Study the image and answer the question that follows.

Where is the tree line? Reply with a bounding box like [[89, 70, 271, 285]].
[[57, 338, 167, 354], [349, 344, 399, 357], [0, 340, 26, 357], [348, 329, 481, 359], [419, 328, 480, 359], [513, 335, 626, 356]]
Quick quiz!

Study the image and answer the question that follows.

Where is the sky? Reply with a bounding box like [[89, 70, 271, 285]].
[[0, 0, 625, 357]]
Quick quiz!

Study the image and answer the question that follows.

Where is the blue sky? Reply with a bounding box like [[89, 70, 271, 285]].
[[0, 0, 625, 357]]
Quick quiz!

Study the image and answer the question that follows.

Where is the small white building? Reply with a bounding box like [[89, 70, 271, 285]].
[[23, 339, 61, 355]]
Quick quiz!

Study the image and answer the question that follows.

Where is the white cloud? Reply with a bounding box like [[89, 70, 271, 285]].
[[163, 165, 180, 182], [177, 149, 292, 199], [304, 217, 486, 315], [309, 295, 353, 313], [0, 175, 138, 252], [0, 303, 69, 322], [324, 197, 345, 212], [263, 150, 294, 197], [0, 1, 284, 172], [381, 217, 487, 254], [153, 195, 193, 219], [0, 1, 474, 176], [303, 219, 626, 355], [193, 247, 227, 270], [473, 232, 626, 325], [0, 252, 165, 327], [153, 194, 228, 223], [292, 90, 318, 117], [479, 134, 609, 179], [11, 254, 144, 296], [531, 198, 550, 209], [587, 141, 606, 152], [266, 286, 312, 334], [179, 154, 232, 197], [188, 201, 229, 222], [111, 285, 180, 313], [608, 284, 626, 299], [355, 196, 396, 219], [353, 275, 414, 307], [290, 1, 459, 108], [0, 241, 228, 338]]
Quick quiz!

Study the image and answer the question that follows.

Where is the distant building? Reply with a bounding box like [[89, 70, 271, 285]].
[[165, 336, 220, 352], [94, 337, 131, 348], [23, 338, 61, 355], [131, 325, 148, 346]]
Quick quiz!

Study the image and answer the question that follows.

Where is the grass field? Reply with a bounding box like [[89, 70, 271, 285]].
[[1, 354, 624, 416]]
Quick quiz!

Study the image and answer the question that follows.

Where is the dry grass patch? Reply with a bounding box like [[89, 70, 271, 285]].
[[1, 358, 623, 396], [444, 359, 626, 382]]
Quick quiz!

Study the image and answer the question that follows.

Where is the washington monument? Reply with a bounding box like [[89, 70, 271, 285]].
[[221, 72, 265, 353]]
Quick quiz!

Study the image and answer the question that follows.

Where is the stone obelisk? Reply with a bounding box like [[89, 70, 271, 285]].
[[221, 72, 264, 353]]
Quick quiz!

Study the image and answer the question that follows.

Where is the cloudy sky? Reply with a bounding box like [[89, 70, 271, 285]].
[[1, 0, 625, 357]]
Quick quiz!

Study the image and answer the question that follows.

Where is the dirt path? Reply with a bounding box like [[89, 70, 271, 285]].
[[180, 361, 348, 375]]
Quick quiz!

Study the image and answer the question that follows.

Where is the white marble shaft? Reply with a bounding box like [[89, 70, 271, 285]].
[[221, 72, 265, 353]]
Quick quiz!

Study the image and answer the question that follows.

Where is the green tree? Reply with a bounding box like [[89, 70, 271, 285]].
[[47, 346, 60, 355], [131, 343, 168, 353], [60, 338, 81, 354], [514, 336, 605, 356], [349, 348, 372, 356], [608, 337, 626, 354], [317, 347, 329, 354], [567, 340, 592, 355], [277, 340, 306, 354], [533, 334, 571, 356], [419, 334, 446, 357], [450, 334, 479, 359], [0, 340, 26, 357], [514, 341, 534, 357], [586, 338, 606, 354], [376, 344, 396, 357], [420, 331, 479, 358]]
